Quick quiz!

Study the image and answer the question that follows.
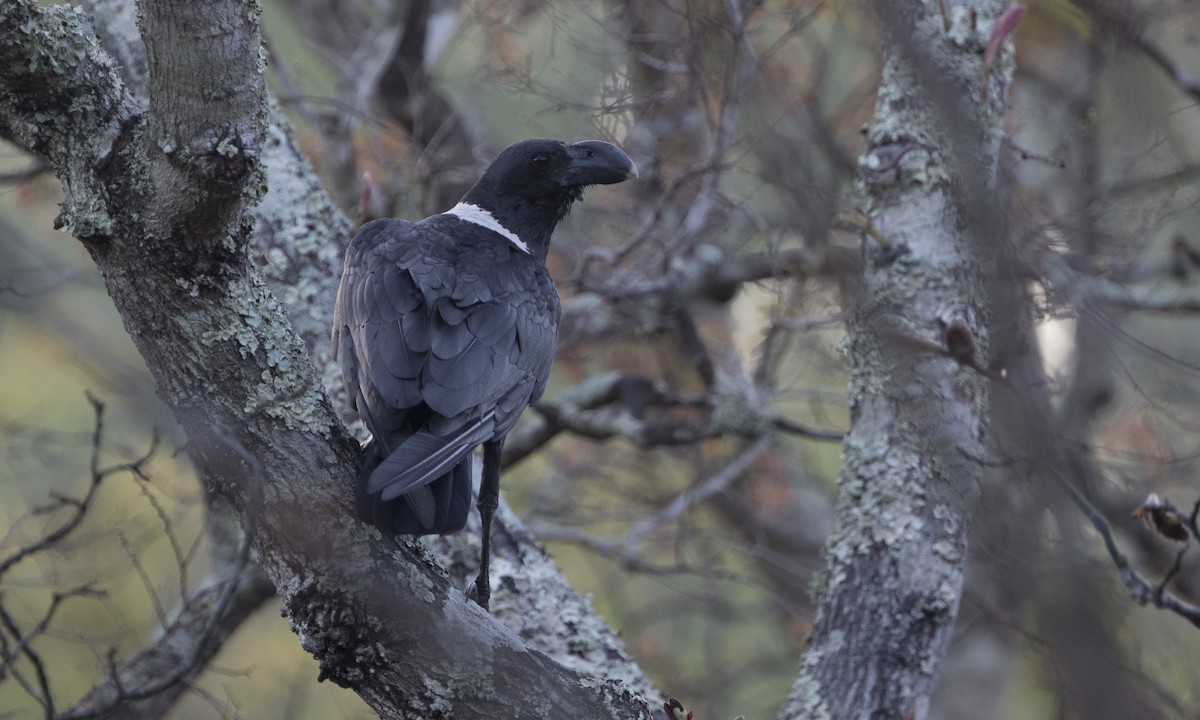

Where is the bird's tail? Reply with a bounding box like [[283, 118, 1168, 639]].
[[356, 440, 472, 535]]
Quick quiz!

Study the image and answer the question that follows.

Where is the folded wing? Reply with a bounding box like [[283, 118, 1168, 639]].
[[333, 217, 559, 533]]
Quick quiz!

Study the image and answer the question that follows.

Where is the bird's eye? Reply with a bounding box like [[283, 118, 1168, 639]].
[[531, 155, 550, 170]]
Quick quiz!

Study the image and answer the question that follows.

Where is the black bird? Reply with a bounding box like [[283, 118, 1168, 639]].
[[333, 139, 637, 608]]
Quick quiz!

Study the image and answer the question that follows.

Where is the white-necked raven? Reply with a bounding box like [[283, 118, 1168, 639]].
[[333, 139, 636, 607]]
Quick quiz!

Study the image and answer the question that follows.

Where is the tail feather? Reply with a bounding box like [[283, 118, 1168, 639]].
[[356, 442, 473, 535], [367, 412, 495, 501]]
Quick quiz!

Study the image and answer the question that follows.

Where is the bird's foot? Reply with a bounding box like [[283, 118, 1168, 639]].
[[466, 574, 491, 612]]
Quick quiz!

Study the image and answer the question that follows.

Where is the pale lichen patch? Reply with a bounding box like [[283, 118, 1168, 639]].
[[783, 670, 833, 720], [16, 4, 92, 76], [200, 267, 331, 436]]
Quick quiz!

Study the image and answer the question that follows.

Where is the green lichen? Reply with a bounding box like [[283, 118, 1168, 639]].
[[258, 105, 346, 265], [416, 676, 455, 715], [201, 311, 261, 355], [808, 566, 828, 606], [60, 189, 115, 238], [216, 136, 241, 158], [201, 270, 331, 437], [395, 555, 436, 604], [19, 5, 91, 76]]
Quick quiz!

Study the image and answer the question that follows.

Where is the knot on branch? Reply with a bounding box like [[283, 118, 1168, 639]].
[[284, 579, 387, 689], [209, 131, 260, 187], [163, 128, 261, 191]]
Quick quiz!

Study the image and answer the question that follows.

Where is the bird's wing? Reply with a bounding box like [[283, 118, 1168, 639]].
[[334, 218, 429, 442], [335, 217, 560, 503], [418, 233, 561, 423]]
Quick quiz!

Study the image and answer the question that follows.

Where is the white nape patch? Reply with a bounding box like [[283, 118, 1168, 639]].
[[446, 202, 530, 255]]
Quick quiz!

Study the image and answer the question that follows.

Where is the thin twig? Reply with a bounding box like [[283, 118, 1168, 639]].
[[119, 532, 169, 627], [0, 394, 157, 580], [0, 585, 103, 677], [1055, 464, 1200, 628], [0, 602, 55, 719], [771, 416, 844, 441], [0, 158, 48, 184], [625, 436, 775, 548], [125, 440, 191, 601]]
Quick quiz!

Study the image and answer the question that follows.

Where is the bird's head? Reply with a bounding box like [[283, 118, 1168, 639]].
[[459, 139, 638, 259]]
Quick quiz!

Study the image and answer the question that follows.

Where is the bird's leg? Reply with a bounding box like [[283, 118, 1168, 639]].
[[473, 438, 504, 611]]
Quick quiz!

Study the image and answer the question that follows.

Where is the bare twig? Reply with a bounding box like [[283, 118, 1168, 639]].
[[127, 466, 189, 602], [529, 521, 806, 615], [1056, 465, 1200, 628], [626, 435, 775, 547], [60, 430, 266, 720], [0, 157, 48, 183], [770, 416, 844, 441], [0, 394, 158, 581], [0, 588, 106, 715], [0, 585, 104, 678], [0, 392, 275, 720], [507, 366, 841, 470], [119, 532, 170, 627], [0, 593, 62, 719], [1, 589, 99, 720]]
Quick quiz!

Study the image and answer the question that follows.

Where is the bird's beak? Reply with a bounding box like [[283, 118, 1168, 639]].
[[559, 140, 639, 186]]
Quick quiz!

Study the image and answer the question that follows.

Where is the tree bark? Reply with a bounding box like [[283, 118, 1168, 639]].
[[0, 2, 657, 718], [781, 3, 1014, 718]]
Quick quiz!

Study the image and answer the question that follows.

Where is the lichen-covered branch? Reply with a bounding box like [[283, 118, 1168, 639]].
[[0, 2, 139, 240]]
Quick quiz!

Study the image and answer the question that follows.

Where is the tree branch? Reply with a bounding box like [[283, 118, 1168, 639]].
[[58, 550, 276, 720], [0, 2, 659, 717], [1057, 452, 1200, 629]]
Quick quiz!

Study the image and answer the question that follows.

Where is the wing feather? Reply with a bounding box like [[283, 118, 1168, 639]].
[[334, 215, 561, 534], [429, 312, 476, 360]]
